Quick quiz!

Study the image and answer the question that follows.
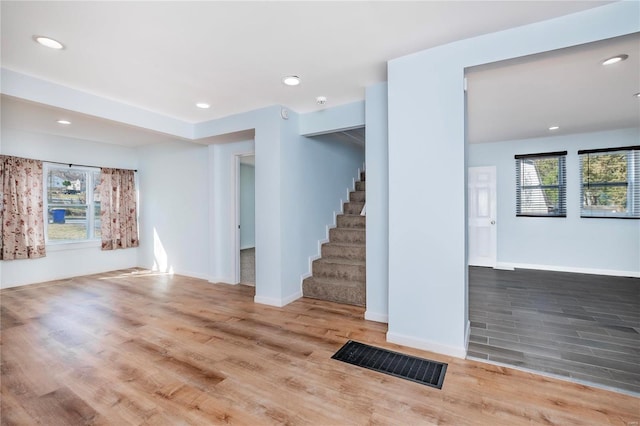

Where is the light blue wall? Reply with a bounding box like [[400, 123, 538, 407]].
[[137, 140, 210, 279], [365, 83, 389, 323], [280, 110, 365, 299], [469, 128, 640, 276], [387, 2, 640, 357], [240, 163, 256, 249]]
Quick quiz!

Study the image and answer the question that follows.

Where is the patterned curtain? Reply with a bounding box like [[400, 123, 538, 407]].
[[0, 155, 46, 260], [99, 168, 139, 250]]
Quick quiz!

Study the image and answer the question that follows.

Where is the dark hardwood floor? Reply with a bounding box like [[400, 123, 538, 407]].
[[468, 266, 640, 395], [1, 269, 639, 425]]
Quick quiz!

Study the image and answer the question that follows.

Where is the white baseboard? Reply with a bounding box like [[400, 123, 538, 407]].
[[365, 311, 388, 323], [254, 290, 302, 307], [387, 331, 467, 359], [495, 262, 639, 278], [172, 270, 210, 281], [494, 263, 515, 271]]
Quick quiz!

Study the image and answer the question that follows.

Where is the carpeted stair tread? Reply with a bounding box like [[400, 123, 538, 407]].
[[314, 257, 365, 267], [321, 243, 366, 261]]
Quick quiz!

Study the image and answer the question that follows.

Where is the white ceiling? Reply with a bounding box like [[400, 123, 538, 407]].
[[1, 1, 612, 124], [467, 33, 640, 143], [1, 95, 190, 147]]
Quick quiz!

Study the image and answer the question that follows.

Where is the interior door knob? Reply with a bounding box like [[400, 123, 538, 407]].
[[490, 220, 496, 225]]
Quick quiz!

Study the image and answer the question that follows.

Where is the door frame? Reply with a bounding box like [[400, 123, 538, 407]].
[[233, 151, 255, 284]]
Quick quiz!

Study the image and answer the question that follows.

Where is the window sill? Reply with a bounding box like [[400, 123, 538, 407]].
[[46, 240, 101, 252]]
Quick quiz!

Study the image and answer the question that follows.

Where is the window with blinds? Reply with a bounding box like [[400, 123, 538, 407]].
[[579, 146, 639, 219], [515, 151, 567, 217]]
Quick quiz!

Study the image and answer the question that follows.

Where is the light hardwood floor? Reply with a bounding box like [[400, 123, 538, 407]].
[[1, 269, 638, 425]]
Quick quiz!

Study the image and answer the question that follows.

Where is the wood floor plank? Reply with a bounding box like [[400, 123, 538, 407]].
[[1, 268, 639, 425]]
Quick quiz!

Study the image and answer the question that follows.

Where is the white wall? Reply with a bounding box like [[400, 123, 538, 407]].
[[469, 128, 640, 277], [387, 2, 639, 357], [0, 129, 139, 288], [365, 83, 389, 323], [240, 163, 256, 249], [280, 111, 365, 299], [136, 140, 210, 279], [208, 139, 255, 283]]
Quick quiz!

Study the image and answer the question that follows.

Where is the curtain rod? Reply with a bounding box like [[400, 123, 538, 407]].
[[46, 160, 137, 173]]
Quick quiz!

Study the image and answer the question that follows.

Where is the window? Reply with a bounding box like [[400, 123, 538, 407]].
[[579, 146, 639, 218], [44, 164, 101, 243], [515, 151, 567, 217]]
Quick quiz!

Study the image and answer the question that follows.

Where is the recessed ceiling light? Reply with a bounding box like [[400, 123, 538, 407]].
[[282, 76, 300, 86], [548, 126, 560, 131], [196, 103, 210, 109], [56, 120, 71, 125], [602, 54, 628, 66], [33, 35, 64, 50], [634, 92, 640, 98]]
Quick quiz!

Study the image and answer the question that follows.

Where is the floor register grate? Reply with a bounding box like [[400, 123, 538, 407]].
[[332, 340, 447, 389]]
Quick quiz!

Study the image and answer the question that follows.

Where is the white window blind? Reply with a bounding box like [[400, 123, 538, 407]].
[[515, 151, 567, 217], [579, 146, 640, 219]]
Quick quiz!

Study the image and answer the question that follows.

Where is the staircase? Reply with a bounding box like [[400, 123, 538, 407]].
[[302, 171, 366, 306]]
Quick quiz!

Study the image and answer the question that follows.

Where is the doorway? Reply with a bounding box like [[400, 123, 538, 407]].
[[237, 154, 255, 285]]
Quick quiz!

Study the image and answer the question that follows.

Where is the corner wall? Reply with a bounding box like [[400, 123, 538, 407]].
[[365, 83, 389, 323]]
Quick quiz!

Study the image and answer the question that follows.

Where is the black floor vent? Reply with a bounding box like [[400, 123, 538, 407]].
[[332, 340, 447, 389]]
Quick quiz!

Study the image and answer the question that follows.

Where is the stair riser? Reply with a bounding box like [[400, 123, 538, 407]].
[[349, 191, 366, 203], [336, 215, 365, 229], [329, 228, 365, 244], [321, 244, 366, 261], [313, 261, 365, 282], [355, 181, 365, 191], [343, 202, 365, 215], [302, 278, 366, 307], [360, 171, 366, 182]]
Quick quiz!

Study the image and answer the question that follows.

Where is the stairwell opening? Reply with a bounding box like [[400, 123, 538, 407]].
[[302, 127, 366, 306]]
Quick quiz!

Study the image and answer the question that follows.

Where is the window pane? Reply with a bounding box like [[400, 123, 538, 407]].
[[47, 169, 87, 205], [93, 171, 102, 238], [580, 149, 638, 218], [532, 157, 560, 186], [582, 153, 627, 183], [516, 154, 566, 217], [94, 201, 101, 238], [47, 206, 88, 241], [582, 186, 628, 215]]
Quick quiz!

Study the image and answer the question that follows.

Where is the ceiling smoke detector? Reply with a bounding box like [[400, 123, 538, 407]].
[[316, 96, 327, 105]]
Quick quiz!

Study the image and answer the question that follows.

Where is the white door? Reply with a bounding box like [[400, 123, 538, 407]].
[[468, 166, 497, 267]]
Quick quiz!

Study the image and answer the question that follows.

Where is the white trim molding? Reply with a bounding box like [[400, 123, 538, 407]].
[[365, 311, 388, 323], [387, 331, 467, 359], [254, 291, 302, 308], [495, 262, 640, 278]]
